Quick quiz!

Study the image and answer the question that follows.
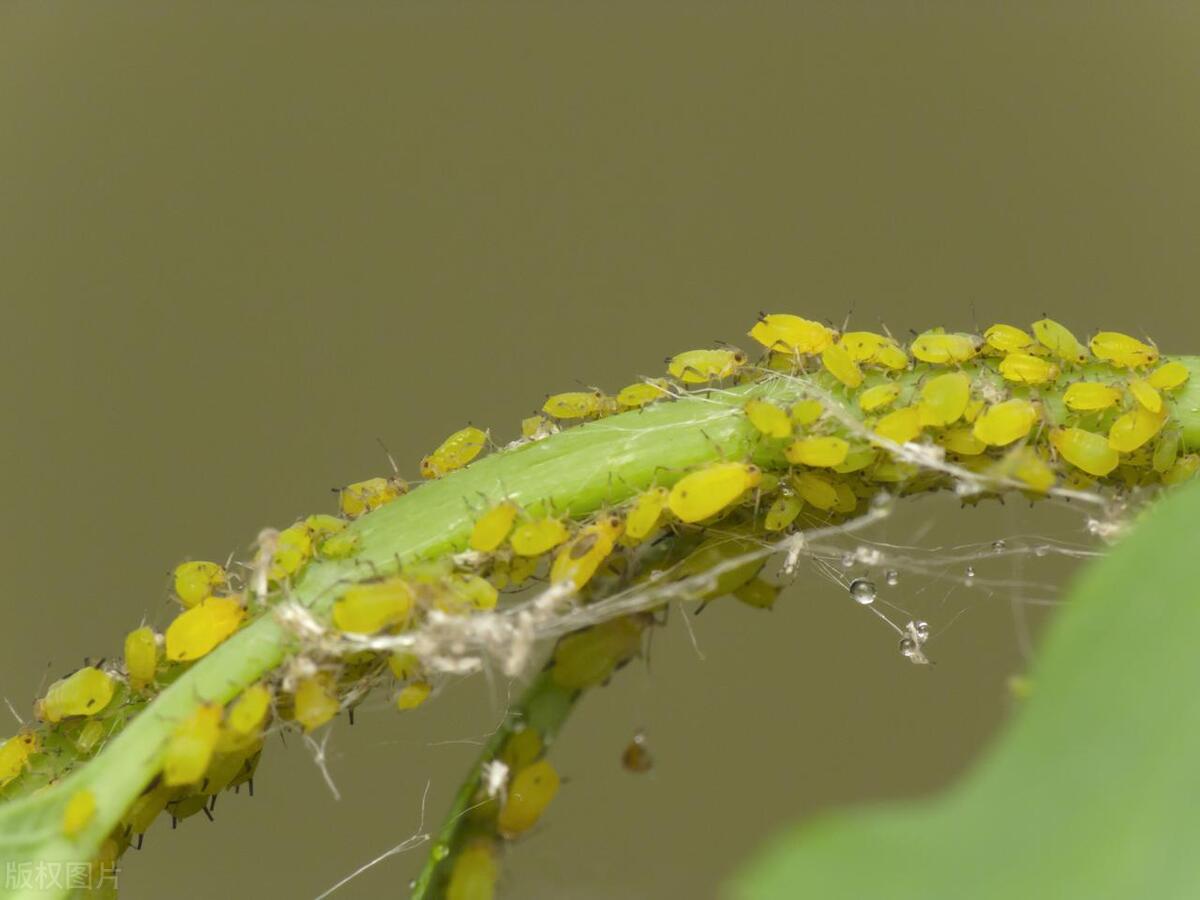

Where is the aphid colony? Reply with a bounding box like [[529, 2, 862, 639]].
[[3, 312, 1194, 893]]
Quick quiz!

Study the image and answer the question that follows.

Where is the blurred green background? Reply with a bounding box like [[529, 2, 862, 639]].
[[2, 3, 1198, 897]]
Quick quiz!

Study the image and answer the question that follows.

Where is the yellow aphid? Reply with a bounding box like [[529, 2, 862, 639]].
[[551, 515, 623, 589], [833, 445, 878, 473], [388, 652, 422, 682], [963, 397, 985, 423], [1032, 318, 1088, 364], [396, 681, 432, 711], [75, 720, 106, 755], [338, 476, 405, 519], [542, 390, 606, 420], [764, 493, 803, 531], [744, 399, 792, 438], [319, 531, 360, 560], [0, 733, 38, 788], [998, 352, 1060, 386], [790, 399, 824, 425], [510, 517, 571, 556], [421, 426, 488, 478], [616, 379, 671, 409], [1147, 360, 1189, 390], [163, 704, 222, 785], [785, 436, 849, 468], [61, 789, 96, 838], [1128, 379, 1162, 414], [972, 399, 1039, 447], [502, 727, 544, 772], [749, 314, 833, 354], [226, 684, 271, 739], [668, 462, 762, 523], [294, 673, 340, 731], [1153, 431, 1180, 474], [791, 472, 838, 510], [1090, 331, 1158, 368], [551, 617, 644, 690], [498, 759, 560, 837], [1051, 427, 1120, 477], [983, 323, 1034, 354], [332, 578, 414, 634], [937, 427, 987, 456], [304, 513, 346, 540], [859, 382, 901, 413], [1108, 407, 1165, 453], [1063, 381, 1122, 412], [667, 348, 748, 383], [910, 331, 979, 365], [165, 596, 245, 662], [874, 342, 910, 371], [1164, 454, 1200, 485], [874, 406, 922, 444], [442, 573, 500, 613], [624, 487, 669, 541], [821, 344, 863, 389], [839, 331, 895, 363], [918, 372, 971, 427], [520, 414, 556, 440], [269, 523, 313, 582], [995, 447, 1055, 493], [469, 501, 520, 553], [734, 577, 780, 610], [124, 626, 159, 689], [172, 561, 226, 609], [447, 840, 499, 900], [38, 668, 116, 723], [833, 481, 858, 514]]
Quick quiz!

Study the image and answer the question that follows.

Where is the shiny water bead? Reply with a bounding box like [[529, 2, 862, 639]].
[[227, 684, 272, 738], [61, 788, 96, 838], [165, 596, 245, 662], [744, 398, 792, 438], [621, 731, 655, 773], [332, 578, 414, 634], [1108, 406, 1165, 453], [616, 379, 671, 409], [446, 840, 499, 900], [910, 331, 979, 365], [444, 573, 500, 612], [848, 577, 876, 605], [1153, 431, 1181, 473], [733, 577, 780, 610], [785, 436, 849, 468], [918, 372, 970, 426], [319, 531, 360, 560], [294, 673, 340, 731], [469, 501, 520, 552], [396, 681, 432, 711], [833, 445, 878, 473], [1128, 379, 1163, 413], [1051, 427, 1120, 477], [668, 462, 762, 523], [388, 652, 422, 682], [821, 343, 863, 389], [1090, 331, 1158, 368], [859, 382, 902, 413], [790, 398, 824, 426], [421, 426, 488, 478], [1147, 360, 1189, 390], [38, 667, 116, 723], [0, 733, 37, 788], [551, 617, 644, 690], [748, 314, 833, 354], [1032, 318, 1088, 364], [339, 476, 405, 519], [550, 515, 624, 589], [667, 348, 747, 383], [874, 406, 922, 444], [972, 399, 1038, 447], [791, 472, 838, 510], [173, 561, 226, 609], [124, 626, 159, 689], [1063, 381, 1122, 411], [983, 323, 1034, 354], [269, 524, 313, 581], [163, 704, 223, 785], [510, 517, 571, 556], [998, 352, 1060, 386], [937, 427, 986, 456], [764, 492, 803, 531], [498, 759, 561, 837], [624, 487, 669, 541]]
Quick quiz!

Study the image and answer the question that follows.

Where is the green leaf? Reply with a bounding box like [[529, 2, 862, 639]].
[[736, 478, 1200, 900]]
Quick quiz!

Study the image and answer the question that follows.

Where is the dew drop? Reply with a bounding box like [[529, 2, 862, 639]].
[[848, 577, 877, 605], [913, 620, 930, 641], [840, 552, 855, 569], [898, 637, 918, 657], [1035, 544, 1050, 557], [885, 569, 899, 587], [992, 539, 1006, 552], [964, 565, 976, 580]]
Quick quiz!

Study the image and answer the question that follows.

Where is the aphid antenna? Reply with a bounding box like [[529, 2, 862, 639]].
[[375, 437, 401, 477]]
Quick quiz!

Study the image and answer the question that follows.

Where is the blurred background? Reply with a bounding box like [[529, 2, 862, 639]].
[[2, 3, 1199, 897]]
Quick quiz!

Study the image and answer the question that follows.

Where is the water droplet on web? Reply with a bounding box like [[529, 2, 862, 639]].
[[912, 620, 930, 640], [964, 565, 976, 581], [840, 552, 855, 569], [1035, 544, 1049, 557], [898, 637, 918, 657], [885, 569, 899, 586], [848, 577, 876, 605], [992, 539, 1006, 552]]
